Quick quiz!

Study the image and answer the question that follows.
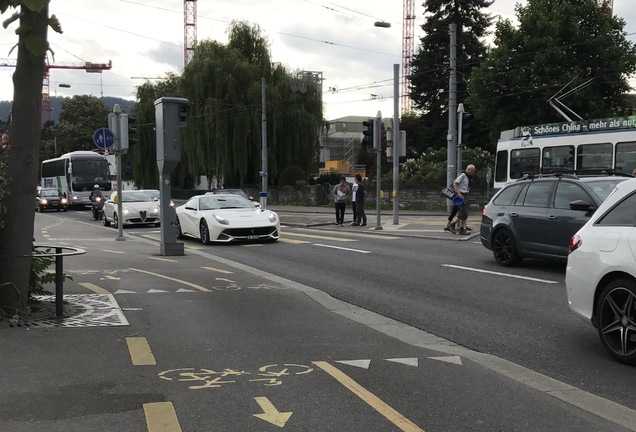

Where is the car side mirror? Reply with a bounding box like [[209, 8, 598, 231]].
[[570, 200, 596, 214]]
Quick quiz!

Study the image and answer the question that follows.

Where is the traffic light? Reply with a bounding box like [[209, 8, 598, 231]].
[[362, 118, 374, 147], [567, 146, 575, 165], [119, 114, 137, 152], [460, 112, 473, 146]]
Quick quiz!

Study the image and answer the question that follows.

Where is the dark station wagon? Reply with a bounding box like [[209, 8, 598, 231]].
[[480, 173, 631, 266]]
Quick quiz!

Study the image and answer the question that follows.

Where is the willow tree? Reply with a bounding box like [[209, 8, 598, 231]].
[[178, 21, 322, 188], [0, 1, 62, 316]]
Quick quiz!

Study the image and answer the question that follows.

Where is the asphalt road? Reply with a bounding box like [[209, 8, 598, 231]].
[[2, 207, 634, 432]]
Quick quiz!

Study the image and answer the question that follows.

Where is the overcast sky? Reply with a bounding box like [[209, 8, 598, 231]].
[[0, 0, 634, 121]]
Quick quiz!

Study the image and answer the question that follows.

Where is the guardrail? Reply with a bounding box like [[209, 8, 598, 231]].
[[33, 244, 86, 316]]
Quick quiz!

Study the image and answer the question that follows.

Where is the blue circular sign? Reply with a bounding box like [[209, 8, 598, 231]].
[[93, 128, 115, 149]]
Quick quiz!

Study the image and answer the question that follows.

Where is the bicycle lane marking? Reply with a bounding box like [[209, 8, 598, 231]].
[[313, 361, 425, 432], [128, 267, 211, 292]]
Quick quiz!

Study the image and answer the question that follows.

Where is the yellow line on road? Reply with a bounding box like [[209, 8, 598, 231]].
[[143, 402, 182, 432], [126, 337, 157, 366], [129, 268, 210, 292], [148, 256, 178, 263], [278, 238, 310, 244], [202, 266, 234, 274], [313, 361, 424, 432], [293, 227, 400, 240], [283, 232, 356, 242], [78, 282, 110, 295]]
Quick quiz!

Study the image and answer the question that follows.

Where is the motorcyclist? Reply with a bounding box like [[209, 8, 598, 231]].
[[89, 184, 104, 202], [89, 185, 105, 220]]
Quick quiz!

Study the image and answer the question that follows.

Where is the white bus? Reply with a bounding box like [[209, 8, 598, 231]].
[[41, 151, 112, 206], [494, 116, 636, 191]]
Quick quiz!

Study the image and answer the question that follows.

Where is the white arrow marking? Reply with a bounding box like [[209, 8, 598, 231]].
[[253, 397, 292, 428], [114, 289, 137, 294], [429, 356, 463, 366], [147, 289, 169, 293], [385, 358, 419, 367], [335, 360, 371, 369], [176, 288, 197, 293]]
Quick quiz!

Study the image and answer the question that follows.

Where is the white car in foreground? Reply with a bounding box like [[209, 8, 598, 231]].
[[103, 190, 160, 227], [566, 178, 636, 365], [176, 194, 280, 244]]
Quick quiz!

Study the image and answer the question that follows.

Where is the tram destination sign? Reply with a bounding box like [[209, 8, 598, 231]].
[[515, 115, 636, 138]]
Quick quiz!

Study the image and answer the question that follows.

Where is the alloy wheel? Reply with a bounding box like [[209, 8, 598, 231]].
[[597, 280, 636, 365]]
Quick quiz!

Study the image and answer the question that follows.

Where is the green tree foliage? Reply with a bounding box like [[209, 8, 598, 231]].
[[173, 21, 322, 188], [54, 95, 110, 154], [409, 0, 493, 154], [468, 0, 636, 137]]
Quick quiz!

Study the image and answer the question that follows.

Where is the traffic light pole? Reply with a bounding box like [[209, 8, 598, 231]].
[[374, 111, 382, 231], [392, 63, 400, 225], [109, 104, 125, 241]]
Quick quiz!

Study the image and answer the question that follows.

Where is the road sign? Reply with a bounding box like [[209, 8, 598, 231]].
[[93, 128, 115, 150]]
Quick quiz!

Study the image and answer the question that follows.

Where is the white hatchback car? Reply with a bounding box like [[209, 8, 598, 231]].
[[566, 178, 636, 365]]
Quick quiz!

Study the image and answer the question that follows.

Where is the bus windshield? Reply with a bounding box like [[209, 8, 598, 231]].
[[71, 159, 111, 192]]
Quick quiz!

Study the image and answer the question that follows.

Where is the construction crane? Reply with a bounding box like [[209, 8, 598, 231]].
[[402, 0, 415, 115], [184, 0, 197, 66], [0, 57, 112, 124]]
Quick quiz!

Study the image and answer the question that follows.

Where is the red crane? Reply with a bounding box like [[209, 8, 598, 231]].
[[0, 57, 112, 124], [402, 0, 415, 115], [184, 0, 197, 66]]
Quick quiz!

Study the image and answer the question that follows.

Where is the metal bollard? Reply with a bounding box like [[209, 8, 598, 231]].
[[55, 247, 64, 317]]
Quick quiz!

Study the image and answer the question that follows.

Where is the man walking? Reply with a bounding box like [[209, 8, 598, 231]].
[[451, 164, 476, 235], [353, 174, 367, 227]]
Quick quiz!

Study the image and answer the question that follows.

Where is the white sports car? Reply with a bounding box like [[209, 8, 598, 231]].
[[103, 190, 160, 227], [176, 194, 280, 244]]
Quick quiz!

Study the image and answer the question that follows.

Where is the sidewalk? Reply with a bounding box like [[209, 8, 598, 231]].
[[269, 205, 480, 240]]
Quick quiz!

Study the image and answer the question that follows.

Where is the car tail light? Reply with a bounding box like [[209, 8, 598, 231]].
[[569, 235, 581, 253], [481, 208, 487, 222]]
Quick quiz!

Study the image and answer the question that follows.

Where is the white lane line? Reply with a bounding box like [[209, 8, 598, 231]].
[[313, 244, 372, 254], [442, 264, 559, 284]]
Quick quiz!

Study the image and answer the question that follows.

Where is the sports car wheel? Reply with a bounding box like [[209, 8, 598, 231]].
[[103, 214, 110, 227], [113, 213, 119, 227], [492, 228, 521, 267], [176, 217, 184, 239], [596, 278, 636, 365], [200, 220, 211, 245]]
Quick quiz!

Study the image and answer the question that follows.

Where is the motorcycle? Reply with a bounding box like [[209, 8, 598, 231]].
[[91, 196, 104, 220]]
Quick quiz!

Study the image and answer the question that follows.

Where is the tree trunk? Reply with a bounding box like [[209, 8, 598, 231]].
[[0, 5, 49, 315]]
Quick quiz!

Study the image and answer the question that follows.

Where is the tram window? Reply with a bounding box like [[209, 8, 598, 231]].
[[495, 150, 508, 182], [543, 145, 575, 173], [615, 141, 636, 174], [510, 148, 540, 179], [577, 142, 612, 173]]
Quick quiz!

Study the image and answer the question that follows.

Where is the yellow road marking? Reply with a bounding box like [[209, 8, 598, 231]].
[[126, 337, 157, 366], [313, 361, 424, 432], [143, 401, 182, 432], [244, 243, 264, 247], [292, 227, 400, 240], [78, 282, 110, 295], [103, 249, 125, 254], [186, 245, 204, 250], [141, 234, 160, 241], [253, 397, 293, 427], [129, 268, 210, 292], [148, 256, 178, 263], [278, 238, 310, 244], [283, 232, 356, 242], [201, 266, 234, 274]]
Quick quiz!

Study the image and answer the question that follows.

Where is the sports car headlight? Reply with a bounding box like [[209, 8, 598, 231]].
[[151, 205, 160, 214], [213, 214, 229, 225], [40, 199, 48, 205], [268, 212, 278, 223]]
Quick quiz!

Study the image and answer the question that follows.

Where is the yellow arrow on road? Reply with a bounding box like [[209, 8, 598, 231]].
[[253, 397, 292, 428]]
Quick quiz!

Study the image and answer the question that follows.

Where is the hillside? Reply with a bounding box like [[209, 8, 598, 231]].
[[0, 96, 135, 124]]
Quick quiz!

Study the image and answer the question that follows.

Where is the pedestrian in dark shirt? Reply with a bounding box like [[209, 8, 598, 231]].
[[353, 174, 367, 227]]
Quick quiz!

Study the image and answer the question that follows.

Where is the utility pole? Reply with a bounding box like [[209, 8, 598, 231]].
[[392, 63, 400, 225], [108, 104, 125, 241], [260, 77, 268, 210], [457, 102, 465, 174], [374, 110, 382, 231], [447, 23, 458, 211]]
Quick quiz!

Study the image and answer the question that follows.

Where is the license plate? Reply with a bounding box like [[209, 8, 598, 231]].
[[247, 235, 259, 240]]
